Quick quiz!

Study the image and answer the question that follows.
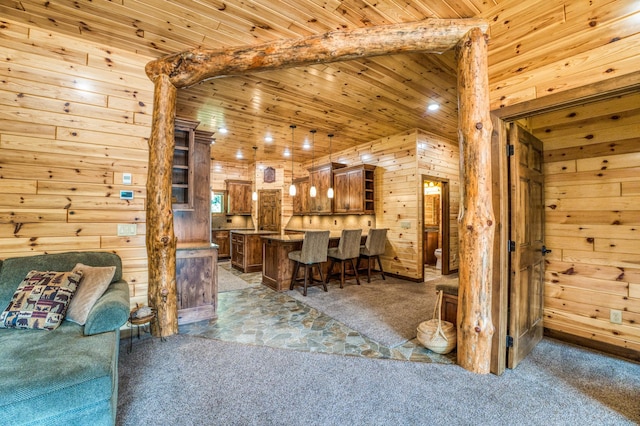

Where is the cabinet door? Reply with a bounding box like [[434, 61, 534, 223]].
[[347, 169, 364, 212], [293, 179, 309, 215], [231, 234, 244, 268], [309, 168, 332, 213], [212, 231, 230, 258], [176, 248, 217, 324], [333, 171, 350, 213], [227, 181, 252, 215], [334, 168, 364, 213]]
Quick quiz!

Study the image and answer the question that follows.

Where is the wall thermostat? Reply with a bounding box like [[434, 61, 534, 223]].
[[122, 173, 132, 185], [120, 190, 134, 200]]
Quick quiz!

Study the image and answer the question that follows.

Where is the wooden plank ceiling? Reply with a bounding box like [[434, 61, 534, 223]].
[[1, 0, 505, 163]]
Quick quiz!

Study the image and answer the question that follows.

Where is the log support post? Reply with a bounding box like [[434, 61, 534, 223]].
[[146, 73, 179, 337], [455, 27, 495, 373]]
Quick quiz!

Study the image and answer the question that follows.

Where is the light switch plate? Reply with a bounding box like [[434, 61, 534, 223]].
[[401, 221, 411, 229], [117, 224, 137, 236], [122, 173, 132, 185]]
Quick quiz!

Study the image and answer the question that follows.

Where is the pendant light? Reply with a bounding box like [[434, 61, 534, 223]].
[[327, 133, 334, 199], [309, 129, 317, 198], [252, 146, 258, 201], [289, 125, 297, 196]]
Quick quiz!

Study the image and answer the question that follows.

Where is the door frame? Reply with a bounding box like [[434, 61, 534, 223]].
[[489, 71, 640, 375], [421, 175, 452, 277]]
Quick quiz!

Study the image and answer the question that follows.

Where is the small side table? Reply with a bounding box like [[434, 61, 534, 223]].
[[128, 307, 155, 353]]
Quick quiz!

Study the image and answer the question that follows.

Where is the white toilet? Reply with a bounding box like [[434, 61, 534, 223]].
[[434, 248, 442, 270]]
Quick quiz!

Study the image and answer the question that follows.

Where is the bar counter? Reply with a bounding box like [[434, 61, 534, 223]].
[[261, 231, 367, 292]]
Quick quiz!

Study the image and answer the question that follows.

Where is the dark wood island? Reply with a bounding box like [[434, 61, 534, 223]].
[[261, 232, 366, 292]]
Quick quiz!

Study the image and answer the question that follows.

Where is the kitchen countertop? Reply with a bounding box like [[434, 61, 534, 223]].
[[177, 241, 218, 250], [230, 230, 279, 236]]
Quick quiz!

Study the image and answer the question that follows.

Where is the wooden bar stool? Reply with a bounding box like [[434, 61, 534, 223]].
[[326, 229, 362, 288], [357, 228, 387, 283], [289, 230, 330, 296]]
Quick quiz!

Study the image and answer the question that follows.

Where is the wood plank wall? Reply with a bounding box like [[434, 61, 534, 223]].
[[532, 92, 640, 353], [0, 20, 154, 308], [417, 129, 461, 272], [483, 0, 640, 110]]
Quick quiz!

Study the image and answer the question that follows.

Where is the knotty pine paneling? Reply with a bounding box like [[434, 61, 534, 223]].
[[0, 20, 154, 310], [483, 0, 640, 110], [534, 92, 640, 352]]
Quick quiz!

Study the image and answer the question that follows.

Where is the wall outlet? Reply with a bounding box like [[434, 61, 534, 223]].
[[610, 309, 623, 325], [117, 224, 137, 236]]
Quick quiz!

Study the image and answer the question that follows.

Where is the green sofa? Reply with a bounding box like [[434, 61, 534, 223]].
[[0, 252, 130, 426]]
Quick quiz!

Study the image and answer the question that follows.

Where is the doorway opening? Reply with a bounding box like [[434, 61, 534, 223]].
[[422, 175, 451, 281]]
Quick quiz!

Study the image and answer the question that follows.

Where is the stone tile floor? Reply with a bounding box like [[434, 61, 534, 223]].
[[179, 262, 457, 364]]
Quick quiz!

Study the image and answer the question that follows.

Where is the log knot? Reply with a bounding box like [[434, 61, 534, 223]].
[[475, 122, 483, 130], [474, 326, 481, 333]]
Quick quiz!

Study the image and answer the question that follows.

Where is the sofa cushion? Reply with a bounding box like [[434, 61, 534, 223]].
[[0, 322, 118, 425], [0, 270, 83, 331], [66, 263, 116, 325]]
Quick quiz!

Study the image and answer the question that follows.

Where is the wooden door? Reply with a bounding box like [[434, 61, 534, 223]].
[[507, 123, 546, 369], [258, 189, 281, 231]]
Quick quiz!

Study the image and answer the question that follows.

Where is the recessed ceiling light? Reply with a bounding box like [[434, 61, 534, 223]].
[[236, 151, 243, 159], [264, 135, 273, 143], [284, 149, 290, 158], [219, 128, 228, 134], [303, 141, 310, 150], [427, 103, 440, 112]]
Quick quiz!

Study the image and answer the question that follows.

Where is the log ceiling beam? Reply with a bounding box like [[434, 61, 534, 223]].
[[146, 19, 489, 88], [145, 18, 494, 373]]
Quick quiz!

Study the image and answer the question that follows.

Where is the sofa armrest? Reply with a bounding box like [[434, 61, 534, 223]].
[[84, 279, 130, 336]]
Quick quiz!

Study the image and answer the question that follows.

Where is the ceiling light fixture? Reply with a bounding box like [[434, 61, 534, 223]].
[[309, 130, 317, 198], [427, 103, 440, 112], [219, 127, 228, 134], [327, 133, 334, 199], [289, 125, 297, 197], [252, 146, 258, 201]]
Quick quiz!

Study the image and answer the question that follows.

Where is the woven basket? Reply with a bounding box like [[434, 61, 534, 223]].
[[417, 290, 457, 354]]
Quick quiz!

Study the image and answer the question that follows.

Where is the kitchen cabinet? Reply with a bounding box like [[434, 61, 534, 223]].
[[308, 162, 346, 214], [231, 231, 276, 273], [211, 230, 230, 259], [176, 244, 218, 325], [333, 164, 375, 214], [292, 177, 309, 215], [226, 179, 252, 215]]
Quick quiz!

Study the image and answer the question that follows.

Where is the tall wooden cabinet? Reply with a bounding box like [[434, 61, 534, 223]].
[[172, 117, 218, 325], [333, 164, 376, 214], [308, 162, 345, 214], [226, 179, 252, 215]]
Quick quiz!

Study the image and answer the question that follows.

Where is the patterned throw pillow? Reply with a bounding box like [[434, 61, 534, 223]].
[[0, 270, 83, 331]]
